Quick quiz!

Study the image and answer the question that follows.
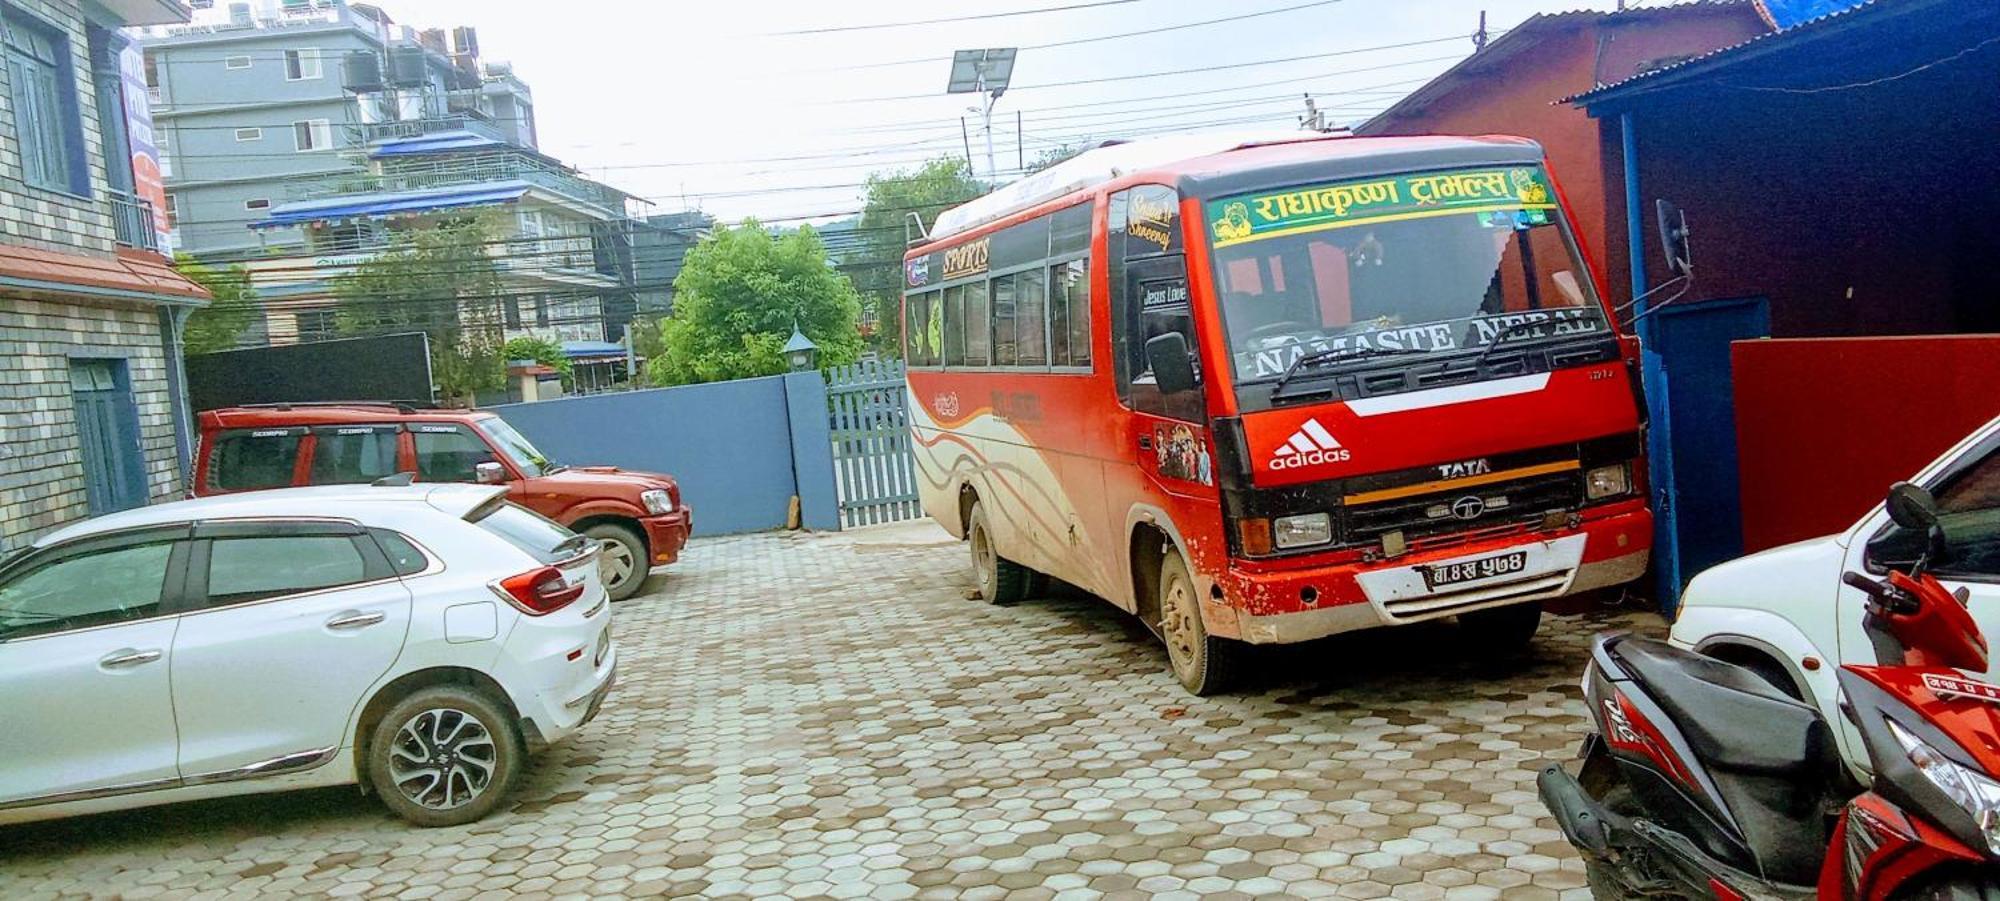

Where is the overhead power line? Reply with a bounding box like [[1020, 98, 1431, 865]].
[[765, 0, 1140, 35]]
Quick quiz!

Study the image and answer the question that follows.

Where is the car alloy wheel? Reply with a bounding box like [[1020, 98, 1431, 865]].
[[387, 707, 498, 810]]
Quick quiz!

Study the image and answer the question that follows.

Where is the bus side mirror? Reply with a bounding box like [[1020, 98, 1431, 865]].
[[1145, 333, 1197, 396], [1655, 199, 1693, 278]]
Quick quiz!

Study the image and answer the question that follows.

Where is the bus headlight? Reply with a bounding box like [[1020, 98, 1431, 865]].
[[1585, 464, 1631, 501], [1887, 717, 2000, 855], [1273, 513, 1333, 550]]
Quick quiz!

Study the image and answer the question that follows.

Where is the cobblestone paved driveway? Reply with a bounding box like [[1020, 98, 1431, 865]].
[[0, 522, 1663, 900]]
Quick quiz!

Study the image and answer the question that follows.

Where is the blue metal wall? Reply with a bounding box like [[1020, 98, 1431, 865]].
[[488, 372, 839, 536]]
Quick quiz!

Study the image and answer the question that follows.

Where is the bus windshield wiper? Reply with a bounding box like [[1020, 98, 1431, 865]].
[[1269, 345, 1427, 396]]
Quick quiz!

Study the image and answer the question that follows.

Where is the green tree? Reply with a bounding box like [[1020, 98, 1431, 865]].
[[177, 256, 257, 355], [502, 335, 573, 387], [1028, 141, 1091, 173], [650, 220, 863, 386], [856, 158, 985, 357], [334, 216, 507, 404]]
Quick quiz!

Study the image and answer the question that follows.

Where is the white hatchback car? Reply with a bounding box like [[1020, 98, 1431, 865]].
[[0, 483, 616, 827], [1672, 413, 2000, 770]]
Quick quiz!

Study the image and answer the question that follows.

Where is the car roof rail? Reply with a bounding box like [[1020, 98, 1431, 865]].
[[372, 472, 418, 487], [230, 400, 439, 415]]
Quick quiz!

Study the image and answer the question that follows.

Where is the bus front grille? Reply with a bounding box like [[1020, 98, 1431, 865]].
[[1343, 470, 1581, 548]]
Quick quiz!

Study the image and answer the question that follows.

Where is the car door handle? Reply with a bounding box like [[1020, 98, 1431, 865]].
[[100, 648, 162, 669], [326, 610, 387, 630]]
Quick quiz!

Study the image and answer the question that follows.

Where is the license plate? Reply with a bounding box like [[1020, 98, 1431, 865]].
[[1422, 550, 1529, 589]]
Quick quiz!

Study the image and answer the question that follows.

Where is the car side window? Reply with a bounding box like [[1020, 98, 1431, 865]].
[[412, 425, 498, 482], [0, 542, 176, 640], [1868, 447, 2000, 578], [204, 535, 371, 606], [369, 528, 429, 576], [206, 428, 304, 490], [309, 425, 400, 485]]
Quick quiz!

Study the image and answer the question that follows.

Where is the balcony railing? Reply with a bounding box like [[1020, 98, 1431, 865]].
[[108, 189, 159, 252], [348, 114, 510, 147], [282, 154, 627, 214]]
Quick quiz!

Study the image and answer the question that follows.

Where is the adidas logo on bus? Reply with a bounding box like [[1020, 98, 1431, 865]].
[[1269, 418, 1351, 470]]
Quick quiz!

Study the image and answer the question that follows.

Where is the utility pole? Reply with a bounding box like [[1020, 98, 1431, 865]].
[[1017, 109, 1024, 173], [1473, 10, 1489, 51], [960, 116, 974, 171]]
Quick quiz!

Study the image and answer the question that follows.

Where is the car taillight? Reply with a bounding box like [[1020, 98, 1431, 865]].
[[491, 566, 585, 615]]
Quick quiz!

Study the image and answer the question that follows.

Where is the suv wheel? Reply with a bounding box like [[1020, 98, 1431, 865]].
[[367, 686, 522, 827], [584, 523, 647, 601]]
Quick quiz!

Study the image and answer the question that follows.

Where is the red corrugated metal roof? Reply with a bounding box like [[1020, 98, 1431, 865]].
[[0, 244, 208, 302]]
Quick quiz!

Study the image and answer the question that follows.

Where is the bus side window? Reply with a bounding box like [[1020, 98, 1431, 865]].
[[1110, 184, 1202, 422]]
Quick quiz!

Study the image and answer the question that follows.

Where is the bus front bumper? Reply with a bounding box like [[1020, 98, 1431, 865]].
[[1220, 505, 1652, 645]]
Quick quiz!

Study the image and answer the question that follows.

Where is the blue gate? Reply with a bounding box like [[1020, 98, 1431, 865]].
[[825, 359, 920, 527]]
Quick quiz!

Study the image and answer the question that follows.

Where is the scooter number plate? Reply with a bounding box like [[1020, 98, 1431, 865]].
[[1422, 550, 1528, 589]]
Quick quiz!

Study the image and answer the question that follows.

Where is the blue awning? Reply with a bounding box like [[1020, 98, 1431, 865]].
[[368, 130, 506, 159], [562, 340, 626, 360], [251, 181, 532, 229]]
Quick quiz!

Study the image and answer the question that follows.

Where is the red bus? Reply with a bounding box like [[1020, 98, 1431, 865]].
[[901, 133, 1652, 694]]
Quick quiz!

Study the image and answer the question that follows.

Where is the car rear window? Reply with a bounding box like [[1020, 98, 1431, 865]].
[[310, 425, 400, 485], [206, 428, 304, 491], [471, 502, 586, 564]]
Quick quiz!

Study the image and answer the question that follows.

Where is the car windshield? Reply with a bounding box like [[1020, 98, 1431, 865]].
[[1207, 165, 1610, 384], [479, 417, 555, 477]]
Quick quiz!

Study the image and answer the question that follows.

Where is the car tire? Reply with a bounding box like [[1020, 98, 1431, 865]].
[[1460, 600, 1542, 653], [584, 523, 647, 602], [1159, 552, 1243, 696], [366, 685, 523, 828], [967, 500, 1031, 605]]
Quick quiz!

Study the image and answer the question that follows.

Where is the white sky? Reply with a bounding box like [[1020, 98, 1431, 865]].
[[403, 0, 1626, 224]]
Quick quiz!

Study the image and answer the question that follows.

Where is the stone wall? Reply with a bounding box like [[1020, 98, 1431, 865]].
[[0, 294, 179, 549]]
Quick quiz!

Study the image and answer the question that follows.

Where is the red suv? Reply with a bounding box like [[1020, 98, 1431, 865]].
[[193, 403, 690, 600]]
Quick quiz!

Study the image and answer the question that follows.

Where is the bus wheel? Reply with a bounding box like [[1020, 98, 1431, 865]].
[[1159, 552, 1241, 696], [968, 500, 1031, 604]]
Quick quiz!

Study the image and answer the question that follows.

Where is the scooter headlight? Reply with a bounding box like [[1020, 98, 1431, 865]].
[[1886, 717, 2000, 855]]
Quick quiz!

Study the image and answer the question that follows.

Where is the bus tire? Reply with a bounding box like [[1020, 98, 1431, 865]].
[[1159, 552, 1241, 696], [968, 500, 1031, 604]]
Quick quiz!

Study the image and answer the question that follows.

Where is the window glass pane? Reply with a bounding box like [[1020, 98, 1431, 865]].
[[207, 536, 367, 605], [207, 429, 302, 490], [1017, 267, 1047, 366], [941, 285, 966, 367], [370, 529, 427, 576], [412, 425, 497, 482], [309, 426, 399, 484], [991, 274, 1017, 366], [962, 281, 990, 366], [1059, 258, 1091, 367], [1047, 264, 1070, 367], [0, 542, 172, 639], [473, 503, 582, 564], [904, 292, 931, 365]]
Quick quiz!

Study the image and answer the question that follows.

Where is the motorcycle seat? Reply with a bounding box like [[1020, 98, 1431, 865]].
[[1610, 637, 1834, 777]]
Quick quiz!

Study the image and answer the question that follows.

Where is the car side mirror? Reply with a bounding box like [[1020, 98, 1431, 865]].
[[1883, 480, 1951, 568], [474, 461, 507, 485], [1145, 332, 1197, 396]]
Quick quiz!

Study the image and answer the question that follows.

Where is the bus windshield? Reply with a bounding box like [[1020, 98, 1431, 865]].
[[1206, 165, 1609, 385]]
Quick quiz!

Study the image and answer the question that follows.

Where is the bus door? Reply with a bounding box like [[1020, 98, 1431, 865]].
[[1112, 185, 1214, 495]]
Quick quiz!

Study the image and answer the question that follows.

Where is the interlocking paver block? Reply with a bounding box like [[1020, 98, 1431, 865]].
[[0, 522, 1651, 900]]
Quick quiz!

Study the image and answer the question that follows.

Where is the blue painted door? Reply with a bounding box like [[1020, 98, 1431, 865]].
[[1649, 297, 1771, 605], [69, 359, 148, 515]]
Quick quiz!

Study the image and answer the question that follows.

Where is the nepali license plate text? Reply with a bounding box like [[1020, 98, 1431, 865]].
[[1424, 550, 1529, 589]]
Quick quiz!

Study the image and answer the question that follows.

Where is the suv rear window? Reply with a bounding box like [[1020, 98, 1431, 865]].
[[206, 428, 304, 490], [472, 502, 586, 564]]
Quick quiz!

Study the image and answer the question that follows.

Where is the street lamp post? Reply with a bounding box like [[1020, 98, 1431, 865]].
[[783, 326, 818, 372], [946, 49, 1018, 181]]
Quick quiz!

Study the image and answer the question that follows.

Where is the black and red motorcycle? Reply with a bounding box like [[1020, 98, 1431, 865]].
[[1539, 482, 2000, 899]]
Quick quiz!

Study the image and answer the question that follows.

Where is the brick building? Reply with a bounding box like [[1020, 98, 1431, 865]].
[[0, 0, 208, 551]]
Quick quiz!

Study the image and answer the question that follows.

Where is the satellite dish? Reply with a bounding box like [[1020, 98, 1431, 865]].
[[1752, 0, 1867, 30]]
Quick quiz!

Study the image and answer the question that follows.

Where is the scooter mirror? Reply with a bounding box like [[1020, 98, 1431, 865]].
[[1886, 481, 1941, 532]]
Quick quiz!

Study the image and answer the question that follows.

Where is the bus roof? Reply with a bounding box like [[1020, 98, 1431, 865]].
[[923, 131, 1544, 246]]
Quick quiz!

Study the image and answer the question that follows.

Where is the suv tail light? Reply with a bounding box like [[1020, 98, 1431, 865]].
[[490, 566, 585, 615]]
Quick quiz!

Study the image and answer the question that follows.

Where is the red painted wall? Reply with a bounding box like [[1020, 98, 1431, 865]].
[[1364, 8, 1768, 307], [1733, 337, 2000, 552]]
